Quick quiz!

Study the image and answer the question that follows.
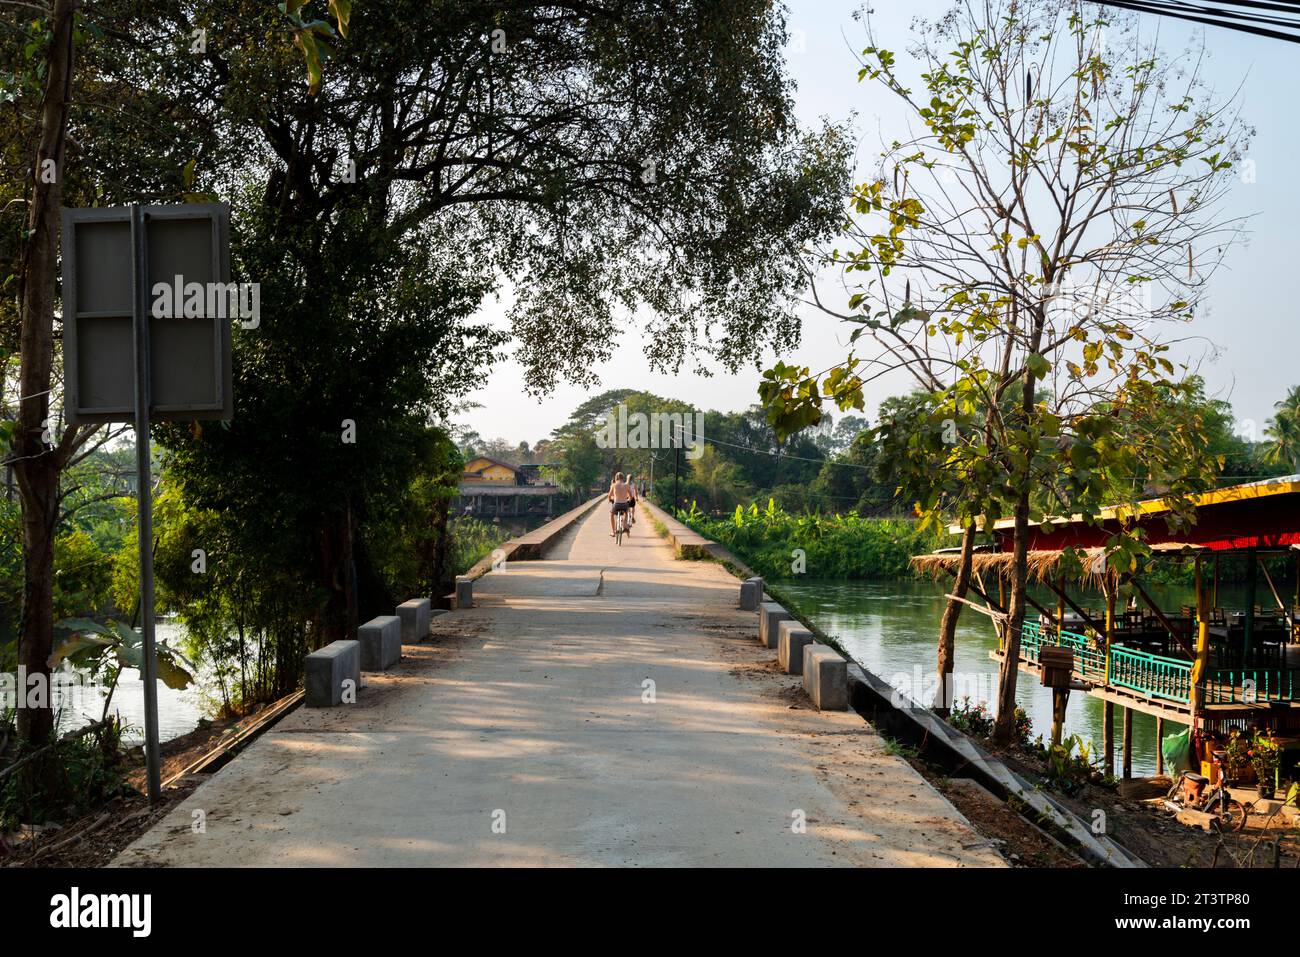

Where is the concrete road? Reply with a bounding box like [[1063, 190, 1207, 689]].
[[116, 505, 1003, 867]]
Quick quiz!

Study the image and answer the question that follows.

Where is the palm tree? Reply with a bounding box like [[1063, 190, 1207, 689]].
[[1263, 386, 1300, 473]]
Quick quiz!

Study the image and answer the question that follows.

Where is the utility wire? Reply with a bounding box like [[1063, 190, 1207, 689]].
[[1090, 0, 1300, 43], [665, 423, 878, 470]]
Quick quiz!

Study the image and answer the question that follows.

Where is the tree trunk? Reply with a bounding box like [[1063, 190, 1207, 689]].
[[992, 490, 1030, 742], [425, 492, 451, 601], [12, 0, 76, 762], [993, 363, 1038, 742], [934, 523, 975, 716], [353, 533, 393, 622]]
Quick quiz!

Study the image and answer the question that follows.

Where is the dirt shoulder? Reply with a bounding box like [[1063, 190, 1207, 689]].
[[1, 702, 285, 868]]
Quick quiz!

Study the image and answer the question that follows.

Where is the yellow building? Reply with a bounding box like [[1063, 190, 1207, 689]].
[[461, 456, 520, 484], [459, 456, 559, 519]]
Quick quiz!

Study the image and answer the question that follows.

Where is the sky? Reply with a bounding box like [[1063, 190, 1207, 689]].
[[460, 0, 1298, 448]]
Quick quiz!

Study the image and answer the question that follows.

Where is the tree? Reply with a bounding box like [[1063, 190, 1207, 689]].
[[1264, 385, 1300, 473], [0, 0, 351, 791], [544, 426, 602, 498], [149, 0, 848, 643], [689, 444, 751, 512], [761, 0, 1245, 737]]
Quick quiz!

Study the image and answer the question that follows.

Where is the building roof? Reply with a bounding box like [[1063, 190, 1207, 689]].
[[463, 455, 520, 474], [966, 475, 1300, 554]]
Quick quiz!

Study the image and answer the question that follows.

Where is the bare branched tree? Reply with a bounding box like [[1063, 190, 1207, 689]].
[[762, 0, 1252, 736]]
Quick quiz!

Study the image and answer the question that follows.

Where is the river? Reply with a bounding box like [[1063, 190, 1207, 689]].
[[50, 621, 212, 746], [778, 578, 1234, 777]]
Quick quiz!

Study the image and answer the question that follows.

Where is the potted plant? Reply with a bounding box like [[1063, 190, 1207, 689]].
[[1222, 730, 1252, 785], [1249, 732, 1281, 800]]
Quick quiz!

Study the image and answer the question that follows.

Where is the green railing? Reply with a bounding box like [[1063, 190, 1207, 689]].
[[1109, 645, 1192, 703], [1019, 621, 1106, 682], [1204, 668, 1300, 704], [1019, 623, 1300, 706]]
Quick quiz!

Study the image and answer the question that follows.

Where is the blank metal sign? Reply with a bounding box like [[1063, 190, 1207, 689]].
[[61, 203, 233, 424]]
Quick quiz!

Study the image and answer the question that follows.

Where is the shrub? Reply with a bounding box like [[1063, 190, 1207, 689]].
[[949, 696, 995, 738], [675, 498, 949, 580]]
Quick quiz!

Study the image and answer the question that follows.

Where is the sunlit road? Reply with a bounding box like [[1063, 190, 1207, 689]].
[[116, 504, 1001, 867]]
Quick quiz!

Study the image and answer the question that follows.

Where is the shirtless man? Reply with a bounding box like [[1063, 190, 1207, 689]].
[[608, 471, 634, 537]]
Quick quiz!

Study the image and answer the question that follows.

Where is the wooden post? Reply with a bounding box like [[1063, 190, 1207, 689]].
[[1122, 706, 1133, 780], [1155, 716, 1165, 776], [1103, 584, 1117, 778], [1103, 700, 1115, 777], [1051, 687, 1069, 747], [1191, 555, 1210, 725], [1056, 575, 1066, 633]]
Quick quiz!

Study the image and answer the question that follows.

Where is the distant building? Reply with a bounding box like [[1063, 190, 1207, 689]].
[[461, 456, 524, 485], [458, 456, 558, 518]]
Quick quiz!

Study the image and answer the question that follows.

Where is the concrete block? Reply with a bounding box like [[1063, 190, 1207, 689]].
[[758, 602, 792, 649], [739, 577, 763, 611], [455, 576, 473, 609], [778, 620, 815, 675], [396, 597, 431, 644], [357, 615, 401, 671], [803, 644, 848, 710], [305, 640, 360, 707]]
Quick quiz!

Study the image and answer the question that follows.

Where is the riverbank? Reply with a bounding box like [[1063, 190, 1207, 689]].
[[0, 699, 292, 867]]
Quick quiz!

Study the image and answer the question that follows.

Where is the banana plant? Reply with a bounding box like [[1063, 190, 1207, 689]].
[[48, 617, 194, 723]]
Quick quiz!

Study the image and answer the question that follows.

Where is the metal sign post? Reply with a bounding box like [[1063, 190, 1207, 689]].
[[130, 204, 162, 801], [62, 201, 232, 804]]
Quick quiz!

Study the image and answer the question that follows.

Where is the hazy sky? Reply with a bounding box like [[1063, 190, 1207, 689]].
[[461, 0, 1296, 447]]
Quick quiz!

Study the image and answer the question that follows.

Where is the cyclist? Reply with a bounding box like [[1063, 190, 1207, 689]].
[[609, 471, 634, 537], [627, 474, 639, 527]]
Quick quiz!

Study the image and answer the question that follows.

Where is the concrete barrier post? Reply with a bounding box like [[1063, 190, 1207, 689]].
[[803, 644, 848, 710], [455, 576, 473, 609], [305, 640, 361, 707], [758, 602, 792, 649], [357, 615, 402, 671], [739, 577, 763, 611], [777, 621, 815, 675], [396, 597, 432, 644]]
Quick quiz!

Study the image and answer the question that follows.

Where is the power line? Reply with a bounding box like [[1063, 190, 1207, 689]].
[[666, 424, 877, 470], [1090, 0, 1300, 44]]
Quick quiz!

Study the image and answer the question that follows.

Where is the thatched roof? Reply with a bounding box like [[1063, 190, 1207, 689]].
[[911, 542, 1206, 589]]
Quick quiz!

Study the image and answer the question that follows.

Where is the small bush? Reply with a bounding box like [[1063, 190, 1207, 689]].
[[948, 696, 995, 738], [0, 718, 131, 829]]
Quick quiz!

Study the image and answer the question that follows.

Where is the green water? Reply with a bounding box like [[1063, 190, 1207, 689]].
[[779, 579, 1218, 777]]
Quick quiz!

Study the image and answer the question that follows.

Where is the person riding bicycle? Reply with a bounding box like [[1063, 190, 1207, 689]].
[[609, 471, 634, 537]]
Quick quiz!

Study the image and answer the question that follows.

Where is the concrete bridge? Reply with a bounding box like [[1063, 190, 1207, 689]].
[[116, 503, 1001, 867]]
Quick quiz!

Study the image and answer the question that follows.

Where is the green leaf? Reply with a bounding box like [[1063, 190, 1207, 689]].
[[47, 633, 113, 668], [156, 650, 194, 690], [329, 0, 352, 37]]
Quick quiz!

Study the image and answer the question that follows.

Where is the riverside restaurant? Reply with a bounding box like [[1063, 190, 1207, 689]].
[[914, 476, 1300, 789]]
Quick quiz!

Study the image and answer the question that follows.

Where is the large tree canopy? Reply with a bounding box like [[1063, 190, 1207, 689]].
[[127, 1, 848, 637], [152, 0, 851, 388]]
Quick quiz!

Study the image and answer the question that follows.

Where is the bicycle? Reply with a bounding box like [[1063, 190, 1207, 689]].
[[1163, 750, 1251, 832], [613, 504, 630, 545]]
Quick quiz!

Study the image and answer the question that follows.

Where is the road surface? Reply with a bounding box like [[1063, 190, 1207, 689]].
[[116, 504, 1002, 867]]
